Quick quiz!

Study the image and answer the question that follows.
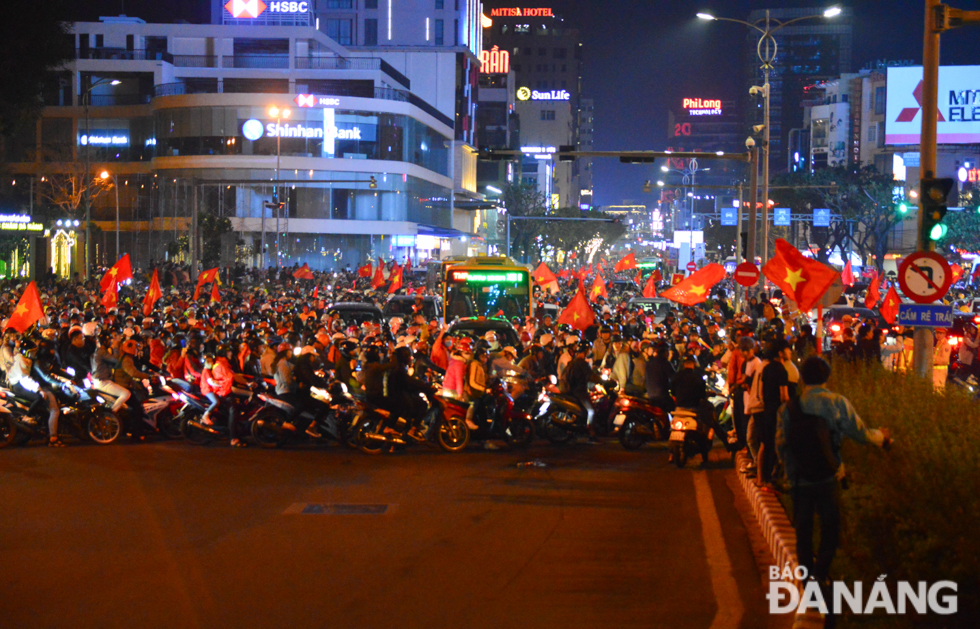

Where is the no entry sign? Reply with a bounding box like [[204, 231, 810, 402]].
[[734, 262, 760, 287]]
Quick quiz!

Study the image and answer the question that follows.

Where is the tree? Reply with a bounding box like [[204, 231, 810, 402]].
[[200, 211, 232, 268], [942, 209, 980, 255], [537, 206, 626, 263], [0, 1, 74, 139], [501, 181, 548, 261], [34, 163, 114, 219]]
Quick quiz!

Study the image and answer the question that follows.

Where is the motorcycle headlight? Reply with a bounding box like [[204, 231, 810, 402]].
[[674, 421, 684, 430], [96, 396, 106, 404], [65, 367, 76, 377]]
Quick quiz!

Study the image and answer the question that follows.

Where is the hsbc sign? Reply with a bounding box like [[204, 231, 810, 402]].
[[886, 65, 980, 145], [224, 0, 309, 19]]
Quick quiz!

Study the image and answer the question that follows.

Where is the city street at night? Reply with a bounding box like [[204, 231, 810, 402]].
[[0, 442, 771, 629]]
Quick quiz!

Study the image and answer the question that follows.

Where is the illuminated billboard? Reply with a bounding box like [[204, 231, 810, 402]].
[[886, 65, 980, 145]]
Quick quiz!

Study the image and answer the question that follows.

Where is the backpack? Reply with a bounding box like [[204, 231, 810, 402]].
[[786, 397, 839, 483]]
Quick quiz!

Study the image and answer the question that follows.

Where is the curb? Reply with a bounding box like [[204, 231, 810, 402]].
[[734, 451, 824, 629]]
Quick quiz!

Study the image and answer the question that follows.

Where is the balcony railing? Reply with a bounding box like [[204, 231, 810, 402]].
[[172, 55, 218, 68], [77, 48, 173, 63], [87, 93, 153, 106], [222, 54, 290, 69], [323, 0, 355, 7]]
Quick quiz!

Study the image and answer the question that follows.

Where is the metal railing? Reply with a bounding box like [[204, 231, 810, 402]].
[[88, 93, 153, 106], [76, 48, 173, 63], [222, 54, 290, 69], [172, 55, 218, 68], [323, 0, 355, 7]]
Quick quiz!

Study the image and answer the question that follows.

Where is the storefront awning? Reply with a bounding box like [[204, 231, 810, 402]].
[[417, 224, 468, 239]]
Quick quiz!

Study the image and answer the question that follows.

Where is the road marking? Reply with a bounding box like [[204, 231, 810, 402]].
[[693, 471, 745, 629], [284, 503, 389, 515]]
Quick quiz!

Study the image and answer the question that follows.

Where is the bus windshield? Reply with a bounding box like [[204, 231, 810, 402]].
[[444, 267, 531, 321]]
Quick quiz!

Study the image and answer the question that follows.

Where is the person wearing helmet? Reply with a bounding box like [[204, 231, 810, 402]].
[[559, 340, 602, 442], [91, 330, 130, 414], [115, 339, 155, 440], [385, 345, 436, 439], [209, 343, 252, 447], [289, 346, 330, 437], [0, 331, 62, 446], [442, 336, 472, 398], [556, 334, 578, 381]]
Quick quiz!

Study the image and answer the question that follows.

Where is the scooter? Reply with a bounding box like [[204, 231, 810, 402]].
[[249, 381, 358, 448], [0, 378, 122, 446], [536, 377, 618, 444], [613, 394, 670, 450], [351, 388, 469, 454], [462, 373, 535, 449]]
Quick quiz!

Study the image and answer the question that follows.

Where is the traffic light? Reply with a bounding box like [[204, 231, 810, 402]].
[[897, 201, 909, 215], [920, 177, 954, 248], [740, 231, 748, 261]]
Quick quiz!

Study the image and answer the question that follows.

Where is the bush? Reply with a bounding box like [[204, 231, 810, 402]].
[[821, 361, 980, 627]]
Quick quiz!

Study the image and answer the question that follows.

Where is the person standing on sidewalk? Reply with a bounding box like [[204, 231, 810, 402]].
[[775, 356, 892, 587]]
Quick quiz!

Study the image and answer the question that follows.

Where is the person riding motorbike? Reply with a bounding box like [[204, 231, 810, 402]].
[[559, 341, 602, 442], [0, 331, 62, 446], [384, 346, 437, 439], [115, 339, 155, 439], [645, 341, 676, 413], [62, 328, 93, 385]]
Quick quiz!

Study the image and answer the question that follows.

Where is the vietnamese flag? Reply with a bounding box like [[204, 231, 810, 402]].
[[142, 268, 163, 316], [557, 287, 596, 331], [880, 285, 902, 324], [404, 257, 413, 275], [293, 263, 314, 280], [370, 264, 386, 290], [5, 281, 45, 333], [642, 273, 658, 298], [358, 263, 373, 278], [762, 239, 840, 313], [660, 263, 726, 306], [533, 262, 559, 293], [950, 263, 965, 285], [312, 285, 319, 300], [387, 262, 404, 294], [589, 274, 608, 302], [100, 254, 133, 292], [651, 269, 663, 283], [614, 253, 637, 274], [634, 270, 643, 285], [865, 271, 881, 310], [192, 267, 220, 301], [210, 282, 220, 304], [841, 260, 855, 287], [101, 278, 119, 309]]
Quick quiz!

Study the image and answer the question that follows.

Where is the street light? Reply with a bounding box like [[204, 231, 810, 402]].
[[82, 77, 122, 278], [697, 6, 841, 265], [267, 105, 290, 268], [100, 170, 120, 261]]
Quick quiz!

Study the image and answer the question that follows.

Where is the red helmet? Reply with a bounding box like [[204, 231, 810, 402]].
[[457, 337, 474, 353], [120, 340, 139, 356]]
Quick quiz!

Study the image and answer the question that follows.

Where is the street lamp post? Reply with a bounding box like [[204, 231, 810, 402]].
[[81, 77, 121, 278], [661, 159, 707, 266], [268, 105, 290, 269], [100, 171, 120, 261], [698, 7, 841, 265]]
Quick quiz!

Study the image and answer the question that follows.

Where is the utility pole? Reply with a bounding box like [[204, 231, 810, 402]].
[[747, 147, 759, 269], [190, 179, 199, 281]]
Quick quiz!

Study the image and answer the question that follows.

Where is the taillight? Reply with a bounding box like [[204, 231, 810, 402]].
[[949, 337, 961, 347], [830, 323, 842, 333]]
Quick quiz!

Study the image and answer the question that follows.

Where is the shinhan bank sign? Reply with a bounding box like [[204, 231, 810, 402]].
[[241, 109, 362, 156]]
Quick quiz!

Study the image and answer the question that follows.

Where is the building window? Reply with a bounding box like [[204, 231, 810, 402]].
[[95, 34, 104, 48], [364, 19, 378, 45], [877, 122, 885, 148], [541, 110, 555, 121], [868, 123, 876, 143], [325, 19, 353, 45], [436, 0, 444, 9], [365, 0, 378, 7], [454, 19, 458, 45], [554, 48, 567, 59], [874, 86, 886, 115], [435, 19, 444, 45]]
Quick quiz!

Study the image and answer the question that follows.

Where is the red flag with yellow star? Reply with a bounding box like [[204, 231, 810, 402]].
[[357, 263, 373, 278], [292, 263, 314, 280], [100, 254, 132, 292], [557, 286, 595, 331], [614, 252, 637, 274], [950, 263, 965, 285], [762, 239, 840, 313], [370, 263, 386, 290], [101, 278, 118, 309], [880, 284, 901, 324], [589, 274, 608, 302], [651, 269, 663, 283], [387, 262, 403, 294], [642, 273, 658, 298], [142, 269, 162, 316], [660, 263, 726, 306], [210, 281, 220, 304], [864, 271, 881, 310], [533, 262, 559, 293], [5, 281, 44, 333], [841, 260, 855, 287]]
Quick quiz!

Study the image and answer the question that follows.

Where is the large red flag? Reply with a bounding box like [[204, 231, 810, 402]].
[[312, 285, 319, 300], [557, 287, 595, 331], [651, 269, 663, 283], [841, 261, 855, 287], [950, 263, 965, 285], [192, 268, 220, 301], [292, 263, 314, 280], [143, 269, 163, 316], [5, 281, 44, 333], [210, 282, 220, 304], [589, 274, 608, 302], [865, 271, 881, 310], [100, 254, 133, 292], [533, 262, 559, 293], [762, 239, 840, 313], [660, 263, 726, 306], [880, 285, 902, 324], [613, 253, 637, 274], [387, 262, 404, 294], [101, 278, 118, 309], [357, 263, 373, 278], [642, 273, 658, 298], [370, 264, 386, 290]]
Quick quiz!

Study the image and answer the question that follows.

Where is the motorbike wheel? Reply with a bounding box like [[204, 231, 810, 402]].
[[437, 417, 470, 452], [669, 442, 687, 468], [87, 409, 123, 444], [0, 414, 16, 448], [618, 417, 645, 451], [354, 414, 388, 455], [158, 408, 184, 440], [504, 417, 534, 448], [250, 409, 288, 449], [542, 412, 574, 445], [181, 415, 215, 446]]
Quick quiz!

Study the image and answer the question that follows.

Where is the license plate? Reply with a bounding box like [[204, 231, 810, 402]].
[[669, 430, 686, 442], [613, 413, 626, 427]]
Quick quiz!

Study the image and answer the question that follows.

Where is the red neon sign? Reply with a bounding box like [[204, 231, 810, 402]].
[[480, 46, 510, 74], [489, 7, 554, 17]]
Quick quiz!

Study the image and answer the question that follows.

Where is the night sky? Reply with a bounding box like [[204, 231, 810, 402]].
[[65, 0, 980, 207]]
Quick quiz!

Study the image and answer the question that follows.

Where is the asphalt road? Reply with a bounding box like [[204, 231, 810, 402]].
[[0, 439, 772, 629]]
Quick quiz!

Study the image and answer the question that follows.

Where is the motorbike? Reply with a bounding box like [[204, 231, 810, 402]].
[[463, 372, 535, 448], [249, 381, 358, 448], [536, 376, 619, 444], [80, 371, 185, 440], [0, 377, 123, 446], [613, 394, 670, 450], [668, 406, 714, 468], [350, 388, 470, 454], [178, 378, 267, 446]]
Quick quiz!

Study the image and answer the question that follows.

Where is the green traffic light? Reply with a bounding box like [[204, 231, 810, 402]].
[[930, 223, 948, 240], [898, 202, 908, 214]]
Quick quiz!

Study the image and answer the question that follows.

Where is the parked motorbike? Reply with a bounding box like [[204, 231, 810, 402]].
[[249, 381, 358, 448], [613, 394, 670, 450], [351, 388, 469, 454]]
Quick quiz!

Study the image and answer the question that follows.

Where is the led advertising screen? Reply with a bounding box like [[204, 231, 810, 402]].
[[886, 65, 980, 145]]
